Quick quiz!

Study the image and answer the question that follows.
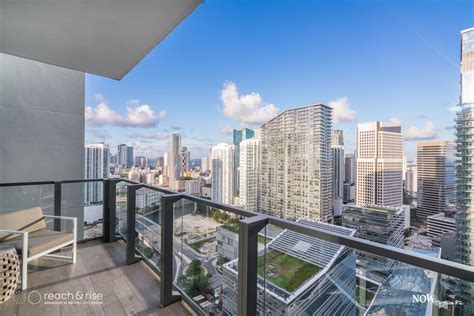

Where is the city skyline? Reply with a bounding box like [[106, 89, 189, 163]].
[[84, 0, 473, 160]]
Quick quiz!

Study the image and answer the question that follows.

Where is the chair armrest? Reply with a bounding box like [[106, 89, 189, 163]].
[[0, 230, 28, 258], [43, 215, 77, 221], [0, 229, 27, 236]]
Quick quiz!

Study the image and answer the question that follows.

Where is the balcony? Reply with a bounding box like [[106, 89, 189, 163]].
[[0, 239, 190, 315], [0, 178, 473, 315]]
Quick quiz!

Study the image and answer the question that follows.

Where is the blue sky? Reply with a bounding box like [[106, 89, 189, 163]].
[[85, 0, 474, 160]]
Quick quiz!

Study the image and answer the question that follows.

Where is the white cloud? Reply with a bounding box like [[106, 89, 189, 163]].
[[219, 124, 234, 135], [85, 96, 162, 128], [128, 131, 168, 140], [220, 82, 279, 126], [328, 97, 357, 123], [404, 121, 437, 141], [90, 129, 112, 139], [385, 117, 401, 126], [159, 110, 167, 119]]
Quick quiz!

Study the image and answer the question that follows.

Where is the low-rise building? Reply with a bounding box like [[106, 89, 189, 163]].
[[427, 212, 456, 248], [222, 219, 357, 315], [216, 224, 239, 260], [342, 204, 409, 283], [343, 182, 355, 204]]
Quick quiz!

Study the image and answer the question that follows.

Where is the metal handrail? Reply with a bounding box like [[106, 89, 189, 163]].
[[1, 177, 473, 280], [2, 177, 474, 314]]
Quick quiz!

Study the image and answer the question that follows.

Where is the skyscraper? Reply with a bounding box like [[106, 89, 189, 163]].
[[84, 143, 110, 204], [260, 104, 333, 221], [457, 27, 474, 267], [117, 144, 133, 168], [405, 162, 417, 196], [356, 121, 403, 207], [168, 133, 182, 190], [331, 130, 345, 215], [331, 129, 344, 146], [127, 146, 134, 168], [180, 146, 190, 172], [239, 137, 261, 211], [233, 128, 254, 195], [416, 141, 456, 220], [344, 153, 356, 183], [201, 157, 209, 172], [211, 143, 235, 205]]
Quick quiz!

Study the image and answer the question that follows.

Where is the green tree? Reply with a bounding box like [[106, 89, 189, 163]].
[[188, 259, 202, 276]]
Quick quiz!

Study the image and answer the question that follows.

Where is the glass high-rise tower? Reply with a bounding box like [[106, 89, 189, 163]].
[[457, 27, 474, 265]]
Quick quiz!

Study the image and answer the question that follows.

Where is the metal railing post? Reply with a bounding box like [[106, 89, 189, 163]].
[[238, 215, 269, 316], [126, 184, 142, 265], [160, 194, 182, 307], [103, 179, 118, 243], [54, 181, 62, 231]]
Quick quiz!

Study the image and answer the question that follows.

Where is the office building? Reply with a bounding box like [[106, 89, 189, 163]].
[[168, 133, 182, 190], [406, 162, 417, 196], [134, 155, 148, 168], [260, 104, 333, 221], [427, 213, 456, 248], [417, 141, 456, 220], [222, 220, 356, 315], [180, 146, 190, 172], [201, 157, 209, 172], [344, 153, 356, 183], [342, 204, 409, 282], [211, 143, 235, 205], [239, 138, 261, 211], [332, 130, 344, 204], [156, 156, 164, 169], [356, 121, 403, 207], [343, 182, 356, 204], [118, 144, 134, 168], [233, 128, 254, 194], [332, 129, 344, 146], [84, 143, 110, 204]]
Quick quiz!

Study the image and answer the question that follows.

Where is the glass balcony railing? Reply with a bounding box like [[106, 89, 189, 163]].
[[1, 178, 473, 315]]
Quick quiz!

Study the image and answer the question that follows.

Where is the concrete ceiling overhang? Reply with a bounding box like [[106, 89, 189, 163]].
[[0, 0, 202, 80]]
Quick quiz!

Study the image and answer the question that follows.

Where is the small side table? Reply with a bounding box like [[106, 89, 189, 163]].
[[0, 245, 19, 304]]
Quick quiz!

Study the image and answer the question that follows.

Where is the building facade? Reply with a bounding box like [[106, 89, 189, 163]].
[[84, 143, 110, 204], [232, 128, 254, 195], [344, 153, 356, 183], [168, 133, 182, 190], [457, 28, 474, 267], [416, 141, 456, 220], [211, 143, 235, 205], [342, 204, 409, 282], [427, 213, 456, 248], [222, 220, 356, 315], [239, 138, 261, 211], [180, 146, 190, 172], [259, 104, 333, 221], [405, 162, 417, 196], [117, 144, 134, 168], [356, 121, 403, 207]]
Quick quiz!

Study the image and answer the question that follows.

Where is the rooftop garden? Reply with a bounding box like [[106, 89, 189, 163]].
[[221, 222, 239, 234], [257, 250, 319, 292]]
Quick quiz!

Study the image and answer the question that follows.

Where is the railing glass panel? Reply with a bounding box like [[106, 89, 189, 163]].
[[173, 197, 245, 315], [134, 187, 164, 271]]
